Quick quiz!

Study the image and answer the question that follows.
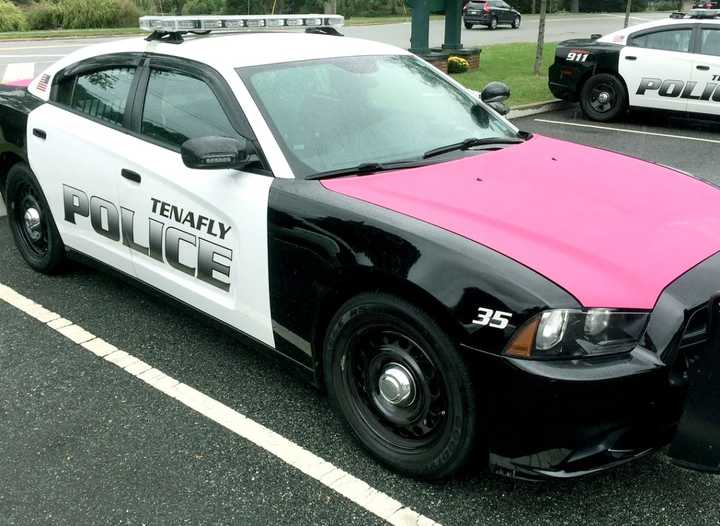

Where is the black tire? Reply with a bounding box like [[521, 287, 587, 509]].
[[323, 293, 477, 480], [489, 16, 498, 29], [512, 15, 521, 28], [5, 163, 65, 273], [464, 21, 473, 29], [579, 73, 627, 122]]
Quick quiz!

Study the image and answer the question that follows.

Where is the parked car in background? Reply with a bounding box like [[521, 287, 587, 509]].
[[463, 0, 521, 30]]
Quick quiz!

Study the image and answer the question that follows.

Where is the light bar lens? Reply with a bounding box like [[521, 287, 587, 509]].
[[139, 14, 344, 33]]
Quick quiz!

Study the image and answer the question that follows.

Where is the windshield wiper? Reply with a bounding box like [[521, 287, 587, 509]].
[[306, 160, 427, 180], [422, 137, 525, 159]]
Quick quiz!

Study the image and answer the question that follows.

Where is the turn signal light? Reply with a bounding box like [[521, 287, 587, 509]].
[[504, 317, 540, 358]]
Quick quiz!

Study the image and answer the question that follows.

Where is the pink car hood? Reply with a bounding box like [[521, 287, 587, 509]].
[[322, 135, 720, 309]]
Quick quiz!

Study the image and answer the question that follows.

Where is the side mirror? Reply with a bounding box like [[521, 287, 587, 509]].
[[180, 136, 255, 170], [487, 101, 510, 116], [480, 81, 511, 104]]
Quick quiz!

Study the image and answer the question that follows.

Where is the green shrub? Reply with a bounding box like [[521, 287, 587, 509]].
[[448, 55, 469, 74], [56, 0, 139, 28], [183, 0, 223, 15], [0, 0, 28, 32], [27, 2, 62, 30]]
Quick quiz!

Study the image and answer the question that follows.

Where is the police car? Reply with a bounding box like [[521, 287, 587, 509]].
[[549, 9, 720, 121], [2, 14, 720, 481]]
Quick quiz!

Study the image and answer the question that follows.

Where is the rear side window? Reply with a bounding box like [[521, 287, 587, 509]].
[[64, 67, 136, 126], [629, 28, 692, 52], [141, 69, 238, 150], [700, 28, 720, 57]]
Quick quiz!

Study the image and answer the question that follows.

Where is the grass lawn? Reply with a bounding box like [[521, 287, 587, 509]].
[[452, 42, 557, 107]]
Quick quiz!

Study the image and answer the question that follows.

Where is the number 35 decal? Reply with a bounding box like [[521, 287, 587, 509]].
[[473, 308, 513, 329]]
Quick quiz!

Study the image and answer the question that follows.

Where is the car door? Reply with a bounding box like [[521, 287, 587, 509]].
[[687, 25, 720, 116], [498, 1, 512, 23], [116, 56, 275, 347], [26, 54, 142, 275], [620, 25, 695, 112]]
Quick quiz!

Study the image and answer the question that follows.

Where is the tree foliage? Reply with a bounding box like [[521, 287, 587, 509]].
[[0, 0, 27, 31]]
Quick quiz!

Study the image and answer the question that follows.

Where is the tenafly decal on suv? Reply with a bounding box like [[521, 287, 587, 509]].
[[62, 185, 233, 291], [636, 77, 720, 102]]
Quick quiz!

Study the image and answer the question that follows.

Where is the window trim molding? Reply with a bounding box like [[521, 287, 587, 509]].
[[627, 24, 698, 54]]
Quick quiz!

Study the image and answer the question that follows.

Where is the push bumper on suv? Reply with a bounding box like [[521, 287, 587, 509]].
[[477, 250, 720, 480]]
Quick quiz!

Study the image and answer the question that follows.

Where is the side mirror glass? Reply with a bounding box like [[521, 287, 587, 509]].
[[180, 136, 255, 170], [480, 81, 511, 104]]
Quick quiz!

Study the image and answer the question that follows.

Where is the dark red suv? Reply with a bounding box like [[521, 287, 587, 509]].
[[463, 0, 522, 30]]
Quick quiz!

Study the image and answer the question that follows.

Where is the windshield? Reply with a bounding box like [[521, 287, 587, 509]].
[[237, 55, 518, 179]]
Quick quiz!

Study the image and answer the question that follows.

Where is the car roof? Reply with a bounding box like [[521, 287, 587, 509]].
[[597, 16, 720, 44], [49, 31, 407, 72]]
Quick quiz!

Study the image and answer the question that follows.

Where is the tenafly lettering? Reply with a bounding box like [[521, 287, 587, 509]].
[[62, 185, 232, 292], [636, 77, 720, 102]]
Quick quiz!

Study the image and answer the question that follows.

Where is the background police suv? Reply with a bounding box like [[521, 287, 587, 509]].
[[549, 9, 720, 121]]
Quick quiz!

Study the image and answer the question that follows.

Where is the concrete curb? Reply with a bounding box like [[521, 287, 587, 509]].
[[507, 99, 572, 119]]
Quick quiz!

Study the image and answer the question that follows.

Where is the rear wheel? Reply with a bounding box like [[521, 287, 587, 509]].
[[580, 73, 627, 122], [464, 21, 473, 29], [324, 293, 477, 480], [489, 16, 498, 29], [512, 15, 521, 28], [5, 163, 65, 273]]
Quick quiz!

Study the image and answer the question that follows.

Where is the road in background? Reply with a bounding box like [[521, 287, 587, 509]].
[[0, 11, 669, 81]]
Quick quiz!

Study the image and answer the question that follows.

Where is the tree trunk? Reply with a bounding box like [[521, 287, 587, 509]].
[[681, 0, 693, 10], [624, 0, 632, 28], [533, 0, 547, 75], [570, 0, 579, 12], [324, 0, 337, 14], [531, 0, 536, 15]]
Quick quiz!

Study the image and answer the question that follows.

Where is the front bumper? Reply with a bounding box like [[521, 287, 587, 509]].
[[473, 250, 720, 480], [481, 349, 685, 480]]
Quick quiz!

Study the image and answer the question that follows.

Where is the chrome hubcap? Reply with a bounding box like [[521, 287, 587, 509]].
[[597, 91, 610, 104], [378, 363, 415, 407], [23, 207, 42, 241]]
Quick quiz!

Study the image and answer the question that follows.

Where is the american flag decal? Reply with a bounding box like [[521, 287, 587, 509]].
[[36, 74, 50, 92]]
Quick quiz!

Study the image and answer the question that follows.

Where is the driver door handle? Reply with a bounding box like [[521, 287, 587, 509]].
[[697, 65, 710, 71], [121, 168, 141, 183], [625, 56, 637, 61]]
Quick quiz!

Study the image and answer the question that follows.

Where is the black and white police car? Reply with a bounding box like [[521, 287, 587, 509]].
[[5, 13, 720, 482], [549, 9, 720, 121]]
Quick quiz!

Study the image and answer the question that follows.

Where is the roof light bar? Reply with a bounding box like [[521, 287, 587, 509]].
[[139, 14, 344, 33]]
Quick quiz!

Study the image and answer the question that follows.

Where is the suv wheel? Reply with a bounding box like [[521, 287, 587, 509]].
[[5, 163, 65, 273], [512, 15, 521, 28], [489, 16, 498, 29], [324, 293, 478, 480], [580, 73, 627, 122]]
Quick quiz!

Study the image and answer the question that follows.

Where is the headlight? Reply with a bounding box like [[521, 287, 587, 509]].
[[505, 309, 648, 359]]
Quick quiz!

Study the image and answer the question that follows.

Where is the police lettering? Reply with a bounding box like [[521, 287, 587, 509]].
[[150, 197, 231, 240], [62, 185, 232, 292], [636, 77, 720, 101]]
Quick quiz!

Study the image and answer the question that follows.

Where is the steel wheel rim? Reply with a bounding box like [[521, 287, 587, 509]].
[[589, 82, 617, 113], [343, 326, 449, 451], [11, 181, 48, 258]]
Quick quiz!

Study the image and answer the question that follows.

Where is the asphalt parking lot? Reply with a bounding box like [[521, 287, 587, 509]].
[[1, 107, 720, 525]]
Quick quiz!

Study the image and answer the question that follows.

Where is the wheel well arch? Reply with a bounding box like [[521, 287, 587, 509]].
[[310, 269, 465, 387], [0, 151, 25, 200]]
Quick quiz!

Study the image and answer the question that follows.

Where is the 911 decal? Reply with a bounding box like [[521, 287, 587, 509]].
[[62, 185, 233, 292], [566, 51, 589, 63], [472, 308, 512, 329], [636, 77, 720, 102]]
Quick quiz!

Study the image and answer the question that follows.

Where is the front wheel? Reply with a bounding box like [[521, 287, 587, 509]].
[[464, 21, 473, 29], [579, 73, 627, 122], [324, 293, 478, 480], [512, 15, 521, 28], [5, 163, 65, 273], [488, 16, 498, 29]]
